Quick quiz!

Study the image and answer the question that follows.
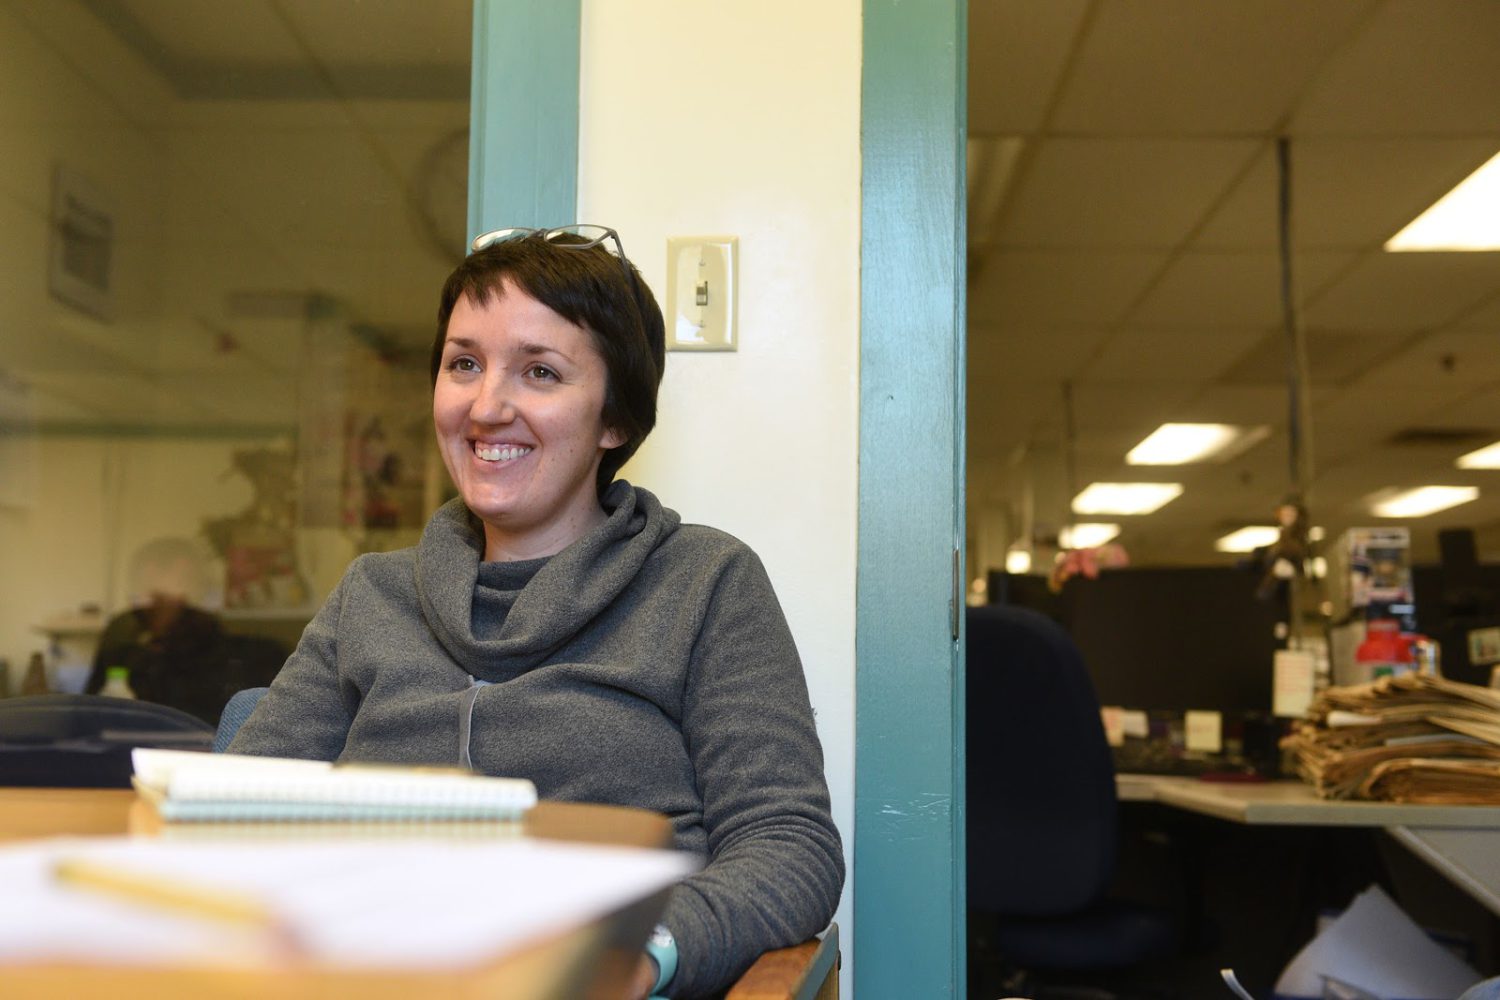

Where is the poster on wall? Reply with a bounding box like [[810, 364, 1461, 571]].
[[48, 165, 115, 321], [298, 308, 430, 546]]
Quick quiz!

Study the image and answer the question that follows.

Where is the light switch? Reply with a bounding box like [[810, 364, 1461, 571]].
[[666, 236, 737, 351]]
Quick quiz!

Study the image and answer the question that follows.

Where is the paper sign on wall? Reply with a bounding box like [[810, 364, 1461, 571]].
[[1274, 649, 1317, 718]]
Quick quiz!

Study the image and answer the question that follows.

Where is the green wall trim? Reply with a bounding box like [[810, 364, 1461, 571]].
[[468, 0, 580, 240], [856, 0, 968, 996]]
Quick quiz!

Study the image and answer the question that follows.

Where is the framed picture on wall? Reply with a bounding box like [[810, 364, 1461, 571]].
[[48, 165, 115, 321]]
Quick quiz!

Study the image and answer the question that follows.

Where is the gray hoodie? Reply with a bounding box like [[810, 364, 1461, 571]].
[[230, 482, 845, 997]]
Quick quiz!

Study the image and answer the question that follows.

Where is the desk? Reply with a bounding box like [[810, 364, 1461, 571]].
[[0, 788, 672, 1000], [1118, 773, 1500, 918]]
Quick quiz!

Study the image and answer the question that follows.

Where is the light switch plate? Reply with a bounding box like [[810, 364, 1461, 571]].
[[666, 236, 737, 351]]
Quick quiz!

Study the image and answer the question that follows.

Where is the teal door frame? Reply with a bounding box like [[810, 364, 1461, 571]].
[[468, 0, 580, 235], [469, 2, 970, 994], [856, 1, 968, 997]]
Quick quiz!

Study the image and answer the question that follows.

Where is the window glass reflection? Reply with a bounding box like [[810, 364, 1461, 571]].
[[0, 1, 471, 721]]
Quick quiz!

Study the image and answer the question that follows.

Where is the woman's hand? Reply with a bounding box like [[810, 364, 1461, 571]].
[[624, 953, 658, 999]]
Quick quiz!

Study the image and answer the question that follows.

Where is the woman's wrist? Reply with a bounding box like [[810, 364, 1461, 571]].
[[644, 922, 677, 994]]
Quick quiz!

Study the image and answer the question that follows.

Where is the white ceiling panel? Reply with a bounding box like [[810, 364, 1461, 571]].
[[1302, 252, 1500, 333], [969, 325, 1111, 381], [967, 0, 1088, 135], [1427, 392, 1500, 429], [1220, 331, 1407, 388], [969, 250, 1165, 327], [997, 137, 1257, 249], [1079, 325, 1264, 383], [1126, 251, 1354, 329], [1450, 291, 1500, 332], [1312, 380, 1462, 432], [967, 381, 1069, 459], [1068, 380, 1197, 432], [1171, 384, 1292, 427], [1313, 437, 1393, 476], [1293, 0, 1500, 136], [1054, 0, 1375, 134], [1359, 331, 1500, 389], [1192, 138, 1500, 252]]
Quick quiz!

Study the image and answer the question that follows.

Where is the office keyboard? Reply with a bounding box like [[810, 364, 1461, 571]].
[[1111, 744, 1239, 777]]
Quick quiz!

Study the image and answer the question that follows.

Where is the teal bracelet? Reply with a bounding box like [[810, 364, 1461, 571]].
[[645, 923, 677, 995]]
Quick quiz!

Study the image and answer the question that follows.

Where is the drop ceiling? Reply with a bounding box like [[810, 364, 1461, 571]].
[[967, 0, 1500, 566]]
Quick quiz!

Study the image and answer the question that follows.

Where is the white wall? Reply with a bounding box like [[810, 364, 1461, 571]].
[[578, 1, 861, 989]]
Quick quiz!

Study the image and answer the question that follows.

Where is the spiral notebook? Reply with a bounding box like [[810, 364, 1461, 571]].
[[131, 748, 538, 823]]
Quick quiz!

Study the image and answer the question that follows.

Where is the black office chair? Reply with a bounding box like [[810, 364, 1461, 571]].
[[0, 694, 215, 787], [966, 604, 1178, 998]]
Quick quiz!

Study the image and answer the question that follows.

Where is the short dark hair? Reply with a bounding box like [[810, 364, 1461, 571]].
[[432, 233, 666, 494]]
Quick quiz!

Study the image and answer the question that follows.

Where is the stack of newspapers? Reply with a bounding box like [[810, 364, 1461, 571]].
[[1283, 673, 1500, 804]]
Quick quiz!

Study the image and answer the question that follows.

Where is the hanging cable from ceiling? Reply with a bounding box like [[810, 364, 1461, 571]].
[[1268, 137, 1319, 640]]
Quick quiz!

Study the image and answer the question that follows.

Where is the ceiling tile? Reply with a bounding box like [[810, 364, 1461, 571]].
[[1359, 331, 1500, 388], [997, 137, 1257, 248], [1293, 0, 1500, 136], [1422, 392, 1500, 431], [1219, 330, 1406, 387], [1450, 291, 1500, 332], [968, 0, 1089, 135], [1303, 252, 1500, 332], [1312, 380, 1456, 430], [1193, 138, 1500, 251], [1127, 251, 1354, 328], [1174, 384, 1292, 426], [969, 325, 1110, 382], [967, 381, 1067, 459], [1080, 325, 1264, 383], [1068, 379, 1197, 433], [969, 250, 1166, 326], [1054, 0, 1375, 133]]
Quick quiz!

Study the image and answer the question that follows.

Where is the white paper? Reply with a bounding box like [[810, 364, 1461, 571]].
[[1120, 709, 1149, 739], [1184, 710, 1223, 754], [0, 836, 698, 970], [1274, 649, 1317, 718], [1272, 884, 1481, 1000]]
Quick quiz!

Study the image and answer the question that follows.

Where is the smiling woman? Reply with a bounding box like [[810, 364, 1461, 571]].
[[433, 284, 625, 561], [229, 228, 846, 1000]]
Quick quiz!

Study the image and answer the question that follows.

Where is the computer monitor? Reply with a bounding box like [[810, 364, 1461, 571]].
[[991, 567, 1278, 715]]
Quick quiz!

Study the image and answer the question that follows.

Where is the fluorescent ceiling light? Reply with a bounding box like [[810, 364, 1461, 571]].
[[1386, 150, 1500, 251], [1457, 441, 1500, 469], [1060, 523, 1121, 549], [1005, 549, 1032, 574], [1369, 486, 1479, 518], [1072, 482, 1183, 516], [1126, 423, 1268, 465], [1214, 526, 1280, 553]]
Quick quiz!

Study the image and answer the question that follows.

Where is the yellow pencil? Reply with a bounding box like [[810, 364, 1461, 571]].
[[52, 857, 302, 954]]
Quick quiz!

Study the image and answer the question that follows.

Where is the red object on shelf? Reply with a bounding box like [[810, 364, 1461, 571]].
[[1355, 618, 1413, 679]]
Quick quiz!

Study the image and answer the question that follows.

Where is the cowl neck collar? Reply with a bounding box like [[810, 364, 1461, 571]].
[[415, 481, 679, 679]]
